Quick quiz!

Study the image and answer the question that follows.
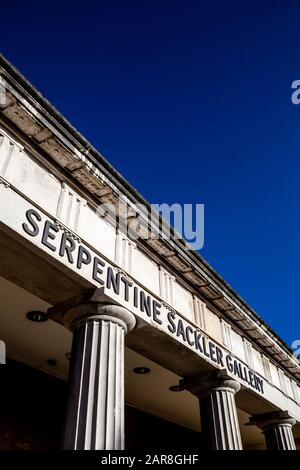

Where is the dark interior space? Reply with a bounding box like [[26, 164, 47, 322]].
[[125, 406, 201, 450], [0, 360, 201, 450]]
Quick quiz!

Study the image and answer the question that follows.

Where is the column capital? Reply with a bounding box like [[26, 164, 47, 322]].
[[48, 290, 136, 333], [66, 302, 136, 333], [180, 369, 241, 398], [248, 410, 296, 431]]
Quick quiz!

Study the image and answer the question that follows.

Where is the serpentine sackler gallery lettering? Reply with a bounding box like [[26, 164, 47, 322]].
[[21, 208, 264, 394]]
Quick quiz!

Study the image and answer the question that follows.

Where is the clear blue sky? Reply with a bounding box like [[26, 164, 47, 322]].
[[1, 1, 300, 347]]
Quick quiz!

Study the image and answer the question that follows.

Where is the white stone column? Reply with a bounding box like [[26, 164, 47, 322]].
[[248, 411, 296, 450], [61, 303, 136, 450], [181, 369, 243, 450]]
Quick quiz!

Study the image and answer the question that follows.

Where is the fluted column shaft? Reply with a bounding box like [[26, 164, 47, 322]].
[[62, 303, 136, 450], [264, 424, 295, 450], [181, 370, 243, 450], [249, 411, 296, 450]]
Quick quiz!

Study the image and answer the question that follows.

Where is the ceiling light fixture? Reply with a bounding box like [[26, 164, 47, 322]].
[[133, 367, 151, 375], [26, 311, 48, 322]]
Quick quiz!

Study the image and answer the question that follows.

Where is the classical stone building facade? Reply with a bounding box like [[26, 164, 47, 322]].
[[0, 55, 299, 450]]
